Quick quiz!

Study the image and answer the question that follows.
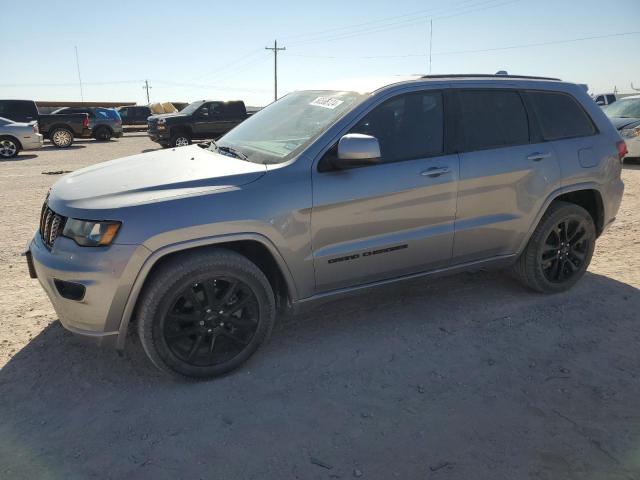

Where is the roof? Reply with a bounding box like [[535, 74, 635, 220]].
[[301, 73, 564, 94]]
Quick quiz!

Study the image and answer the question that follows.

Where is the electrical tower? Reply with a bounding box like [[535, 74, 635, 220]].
[[265, 40, 286, 101]]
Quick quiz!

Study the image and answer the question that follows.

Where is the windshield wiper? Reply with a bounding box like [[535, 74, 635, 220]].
[[209, 140, 248, 161]]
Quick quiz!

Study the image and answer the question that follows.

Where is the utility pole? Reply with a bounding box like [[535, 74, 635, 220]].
[[142, 80, 152, 104], [265, 40, 286, 101], [428, 19, 433, 74], [74, 46, 84, 103]]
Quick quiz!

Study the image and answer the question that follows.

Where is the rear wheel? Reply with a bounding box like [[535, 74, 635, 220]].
[[0, 137, 20, 158], [94, 127, 112, 141], [515, 201, 596, 293], [50, 128, 74, 148], [170, 133, 191, 148], [137, 249, 276, 379]]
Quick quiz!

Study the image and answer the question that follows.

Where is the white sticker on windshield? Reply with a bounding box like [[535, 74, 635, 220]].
[[310, 96, 344, 109]]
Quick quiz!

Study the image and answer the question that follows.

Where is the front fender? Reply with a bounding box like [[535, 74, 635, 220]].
[[115, 232, 297, 350]]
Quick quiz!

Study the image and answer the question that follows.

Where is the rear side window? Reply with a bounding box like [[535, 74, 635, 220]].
[[457, 90, 529, 151], [350, 90, 444, 163], [526, 91, 596, 140]]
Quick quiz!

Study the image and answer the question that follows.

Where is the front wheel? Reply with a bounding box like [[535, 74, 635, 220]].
[[514, 201, 596, 293], [170, 133, 191, 148], [50, 128, 74, 148], [136, 249, 276, 379]]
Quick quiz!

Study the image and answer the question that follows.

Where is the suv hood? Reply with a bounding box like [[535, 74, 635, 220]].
[[49, 145, 266, 212]]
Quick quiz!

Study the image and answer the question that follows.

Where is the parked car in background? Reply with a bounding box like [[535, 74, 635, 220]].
[[117, 105, 152, 130], [603, 95, 640, 159], [0, 99, 90, 148], [27, 74, 625, 379], [593, 93, 617, 106], [52, 107, 123, 141], [0, 116, 43, 158], [147, 100, 250, 148]]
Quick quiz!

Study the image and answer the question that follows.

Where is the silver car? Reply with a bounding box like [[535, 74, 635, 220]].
[[26, 74, 625, 379], [0, 116, 43, 158]]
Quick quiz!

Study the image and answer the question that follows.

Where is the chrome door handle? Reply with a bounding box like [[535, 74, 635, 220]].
[[527, 152, 551, 161], [421, 166, 450, 177]]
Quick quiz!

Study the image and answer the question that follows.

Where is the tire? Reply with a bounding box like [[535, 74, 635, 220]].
[[94, 127, 112, 141], [514, 201, 596, 293], [137, 249, 276, 379], [50, 128, 74, 148], [169, 133, 191, 148], [0, 136, 20, 158]]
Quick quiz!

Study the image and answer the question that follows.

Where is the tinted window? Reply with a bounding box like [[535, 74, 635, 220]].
[[118, 108, 129, 119], [350, 91, 444, 163], [0, 101, 37, 121], [606, 95, 616, 104], [457, 90, 529, 151], [527, 91, 596, 140]]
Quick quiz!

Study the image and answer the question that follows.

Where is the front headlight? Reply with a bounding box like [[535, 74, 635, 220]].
[[62, 219, 121, 246]]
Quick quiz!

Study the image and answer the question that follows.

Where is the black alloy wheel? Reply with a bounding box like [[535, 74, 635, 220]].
[[161, 277, 259, 367]]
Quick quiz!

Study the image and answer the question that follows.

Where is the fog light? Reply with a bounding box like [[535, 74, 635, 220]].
[[54, 279, 86, 301]]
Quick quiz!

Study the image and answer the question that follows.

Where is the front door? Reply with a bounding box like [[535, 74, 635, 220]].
[[311, 90, 459, 292]]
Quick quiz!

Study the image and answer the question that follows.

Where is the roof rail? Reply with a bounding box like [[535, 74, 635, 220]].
[[420, 74, 562, 81]]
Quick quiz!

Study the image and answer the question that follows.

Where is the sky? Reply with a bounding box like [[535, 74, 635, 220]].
[[1, 0, 639, 107]]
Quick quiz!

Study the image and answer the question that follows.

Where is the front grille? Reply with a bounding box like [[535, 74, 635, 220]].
[[39, 203, 67, 249]]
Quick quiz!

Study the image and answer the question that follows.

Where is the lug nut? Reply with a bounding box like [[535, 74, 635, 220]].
[[199, 321, 204, 326]]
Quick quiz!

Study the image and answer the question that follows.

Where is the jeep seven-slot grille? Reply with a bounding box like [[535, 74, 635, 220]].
[[40, 204, 66, 248]]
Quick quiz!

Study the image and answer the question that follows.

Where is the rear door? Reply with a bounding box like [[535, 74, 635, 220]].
[[311, 89, 459, 292], [451, 88, 562, 264]]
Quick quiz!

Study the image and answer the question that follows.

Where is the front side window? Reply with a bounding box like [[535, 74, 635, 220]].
[[457, 90, 529, 151], [527, 91, 596, 140], [349, 91, 444, 163]]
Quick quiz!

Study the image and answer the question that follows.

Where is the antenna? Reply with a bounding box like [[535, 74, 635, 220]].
[[74, 46, 84, 103]]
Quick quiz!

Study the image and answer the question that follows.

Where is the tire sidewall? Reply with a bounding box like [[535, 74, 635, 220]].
[[170, 134, 191, 148], [138, 252, 275, 379]]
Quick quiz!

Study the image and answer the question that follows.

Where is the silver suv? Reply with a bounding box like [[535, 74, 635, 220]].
[[26, 74, 626, 379]]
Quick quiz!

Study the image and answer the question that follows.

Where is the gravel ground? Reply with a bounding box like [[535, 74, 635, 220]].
[[0, 134, 639, 480]]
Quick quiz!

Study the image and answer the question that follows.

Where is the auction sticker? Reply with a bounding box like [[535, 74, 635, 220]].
[[310, 97, 344, 109]]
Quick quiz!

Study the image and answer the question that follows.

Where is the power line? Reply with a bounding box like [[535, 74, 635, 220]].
[[265, 40, 286, 101], [287, 0, 522, 47], [285, 31, 640, 60]]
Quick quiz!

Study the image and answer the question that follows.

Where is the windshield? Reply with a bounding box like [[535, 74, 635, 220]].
[[179, 101, 206, 115], [604, 98, 640, 118], [213, 90, 366, 164]]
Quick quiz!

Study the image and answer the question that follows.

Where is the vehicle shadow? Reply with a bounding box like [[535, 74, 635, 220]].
[[1, 269, 639, 478], [0, 154, 38, 162], [34, 145, 87, 151]]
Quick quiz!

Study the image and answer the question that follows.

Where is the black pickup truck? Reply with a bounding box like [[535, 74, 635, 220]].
[[147, 100, 250, 148], [0, 100, 91, 148]]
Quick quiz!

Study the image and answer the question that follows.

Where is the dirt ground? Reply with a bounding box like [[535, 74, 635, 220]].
[[0, 134, 639, 480]]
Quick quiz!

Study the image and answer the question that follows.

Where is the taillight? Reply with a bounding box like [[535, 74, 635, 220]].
[[83, 116, 89, 129], [617, 140, 628, 161]]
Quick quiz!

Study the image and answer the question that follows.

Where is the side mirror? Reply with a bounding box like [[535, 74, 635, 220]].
[[334, 134, 381, 169]]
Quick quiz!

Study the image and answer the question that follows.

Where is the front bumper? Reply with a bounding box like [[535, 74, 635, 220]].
[[27, 232, 150, 348], [147, 127, 169, 143]]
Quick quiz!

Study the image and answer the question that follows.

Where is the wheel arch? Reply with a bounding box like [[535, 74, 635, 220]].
[[0, 134, 23, 150], [45, 124, 74, 138], [518, 183, 605, 255], [116, 233, 298, 350]]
